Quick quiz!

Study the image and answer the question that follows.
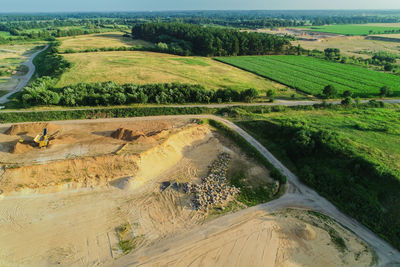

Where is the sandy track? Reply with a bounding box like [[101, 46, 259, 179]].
[[27, 115, 399, 266]]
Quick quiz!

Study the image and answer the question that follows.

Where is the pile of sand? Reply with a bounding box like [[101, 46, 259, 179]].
[[294, 223, 317, 241], [111, 128, 145, 141], [5, 123, 60, 136], [10, 142, 33, 154]]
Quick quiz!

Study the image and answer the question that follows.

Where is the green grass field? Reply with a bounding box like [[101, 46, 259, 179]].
[[56, 51, 307, 99], [58, 32, 153, 52], [302, 24, 400, 36], [236, 105, 400, 250], [216, 55, 400, 97]]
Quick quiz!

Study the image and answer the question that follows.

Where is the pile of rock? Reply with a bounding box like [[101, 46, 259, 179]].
[[185, 153, 239, 212]]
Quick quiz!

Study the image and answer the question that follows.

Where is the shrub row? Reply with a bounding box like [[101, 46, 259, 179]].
[[32, 42, 70, 78], [20, 79, 259, 107]]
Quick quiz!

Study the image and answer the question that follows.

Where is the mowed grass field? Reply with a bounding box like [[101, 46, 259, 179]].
[[302, 24, 400, 36], [58, 32, 153, 52], [216, 55, 400, 97], [57, 51, 302, 97], [292, 36, 400, 58]]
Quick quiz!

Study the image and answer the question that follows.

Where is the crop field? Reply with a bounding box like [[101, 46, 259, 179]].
[[57, 51, 303, 98], [302, 24, 400, 36], [216, 55, 400, 97], [58, 32, 153, 52]]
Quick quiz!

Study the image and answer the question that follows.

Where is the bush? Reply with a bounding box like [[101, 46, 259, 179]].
[[322, 85, 337, 99], [341, 97, 353, 106], [266, 89, 277, 102], [342, 90, 353, 98], [380, 86, 392, 97]]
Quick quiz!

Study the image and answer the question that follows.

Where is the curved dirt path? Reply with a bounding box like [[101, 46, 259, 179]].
[[4, 115, 397, 266], [0, 45, 49, 105]]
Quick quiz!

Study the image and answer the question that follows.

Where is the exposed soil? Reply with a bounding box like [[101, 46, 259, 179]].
[[10, 142, 33, 154], [0, 117, 375, 266], [5, 122, 60, 136]]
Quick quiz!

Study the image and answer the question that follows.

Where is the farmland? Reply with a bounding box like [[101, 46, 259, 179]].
[[58, 32, 153, 52], [56, 51, 304, 98], [301, 24, 400, 36], [216, 55, 400, 97], [292, 36, 400, 58]]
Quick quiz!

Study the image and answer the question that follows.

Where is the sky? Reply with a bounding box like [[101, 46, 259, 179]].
[[1, 0, 399, 13]]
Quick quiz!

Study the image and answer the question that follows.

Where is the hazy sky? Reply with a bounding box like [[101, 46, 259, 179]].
[[1, 0, 400, 12]]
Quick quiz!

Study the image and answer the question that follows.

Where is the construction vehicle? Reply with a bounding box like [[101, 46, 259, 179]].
[[31, 128, 61, 148]]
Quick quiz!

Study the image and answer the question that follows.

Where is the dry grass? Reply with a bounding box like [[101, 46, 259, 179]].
[[293, 36, 400, 58], [56, 51, 289, 92], [58, 32, 153, 52]]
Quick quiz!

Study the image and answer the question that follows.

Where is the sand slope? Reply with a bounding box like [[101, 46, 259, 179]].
[[111, 209, 372, 267]]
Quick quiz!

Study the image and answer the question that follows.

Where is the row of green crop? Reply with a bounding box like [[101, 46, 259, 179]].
[[216, 56, 400, 97]]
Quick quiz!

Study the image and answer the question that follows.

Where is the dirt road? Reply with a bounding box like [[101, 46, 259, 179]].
[[0, 45, 48, 105]]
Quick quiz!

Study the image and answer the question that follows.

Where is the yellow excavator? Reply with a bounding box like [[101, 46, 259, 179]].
[[29, 128, 61, 148]]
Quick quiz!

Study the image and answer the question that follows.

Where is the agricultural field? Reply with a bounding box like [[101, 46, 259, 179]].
[[301, 24, 400, 36], [217, 55, 400, 97], [57, 51, 304, 98], [237, 105, 400, 250], [292, 36, 400, 58], [58, 32, 153, 52]]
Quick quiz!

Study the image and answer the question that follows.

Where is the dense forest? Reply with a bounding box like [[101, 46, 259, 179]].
[[132, 22, 292, 56]]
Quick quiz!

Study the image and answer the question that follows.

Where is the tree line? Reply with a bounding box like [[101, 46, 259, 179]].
[[19, 79, 260, 107], [132, 22, 293, 57]]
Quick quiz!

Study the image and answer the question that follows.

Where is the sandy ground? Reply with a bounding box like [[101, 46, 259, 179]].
[[0, 119, 278, 266], [111, 208, 372, 267]]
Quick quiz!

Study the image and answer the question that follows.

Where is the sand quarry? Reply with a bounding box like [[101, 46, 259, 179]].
[[0, 118, 373, 266]]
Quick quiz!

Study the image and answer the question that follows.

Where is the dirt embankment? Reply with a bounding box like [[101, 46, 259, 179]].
[[0, 124, 211, 195], [5, 122, 60, 136]]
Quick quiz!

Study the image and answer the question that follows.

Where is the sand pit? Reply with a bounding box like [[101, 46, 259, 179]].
[[5, 122, 60, 136], [111, 127, 145, 141], [0, 124, 211, 195], [114, 208, 373, 267], [0, 118, 374, 266]]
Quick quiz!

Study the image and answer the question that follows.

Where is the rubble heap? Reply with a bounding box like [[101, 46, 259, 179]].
[[185, 153, 239, 212]]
